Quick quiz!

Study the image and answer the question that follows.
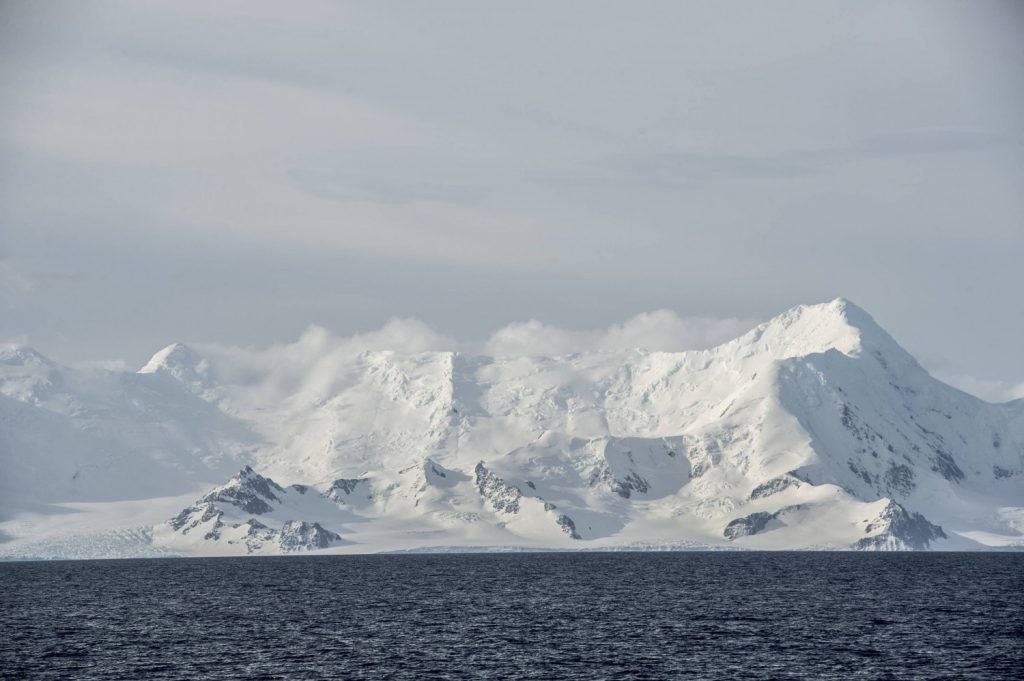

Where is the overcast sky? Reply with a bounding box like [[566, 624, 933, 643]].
[[1, 1, 1022, 400]]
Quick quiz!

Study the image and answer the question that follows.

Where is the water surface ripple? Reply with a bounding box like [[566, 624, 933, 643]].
[[1, 552, 1021, 679]]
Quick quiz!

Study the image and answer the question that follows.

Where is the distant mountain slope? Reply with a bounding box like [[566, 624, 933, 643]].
[[2, 299, 1021, 557], [0, 346, 259, 510]]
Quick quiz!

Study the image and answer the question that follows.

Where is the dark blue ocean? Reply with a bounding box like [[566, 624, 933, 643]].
[[1, 552, 1021, 680]]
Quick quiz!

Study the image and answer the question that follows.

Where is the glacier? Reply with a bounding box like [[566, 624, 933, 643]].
[[1, 298, 1022, 558]]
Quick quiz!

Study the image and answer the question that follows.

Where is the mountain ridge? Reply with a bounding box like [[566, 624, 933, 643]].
[[1, 298, 1021, 558]]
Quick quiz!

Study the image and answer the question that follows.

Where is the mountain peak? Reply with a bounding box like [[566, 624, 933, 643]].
[[138, 343, 214, 392], [722, 297, 904, 364], [799, 297, 904, 355], [0, 345, 62, 403], [810, 297, 877, 330], [781, 297, 878, 333], [139, 343, 200, 374], [0, 345, 58, 369]]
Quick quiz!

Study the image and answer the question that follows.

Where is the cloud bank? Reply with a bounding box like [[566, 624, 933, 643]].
[[483, 311, 755, 357], [181, 312, 1023, 406], [185, 311, 753, 396]]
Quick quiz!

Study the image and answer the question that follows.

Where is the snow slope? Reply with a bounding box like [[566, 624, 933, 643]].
[[1, 299, 1021, 558]]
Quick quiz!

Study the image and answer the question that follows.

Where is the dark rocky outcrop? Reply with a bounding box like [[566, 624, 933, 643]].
[[609, 471, 651, 499], [278, 521, 342, 552], [474, 462, 522, 514], [556, 514, 581, 540], [883, 462, 915, 496], [723, 511, 775, 540], [854, 500, 945, 550], [327, 478, 368, 502], [169, 501, 223, 533], [164, 466, 349, 554], [749, 475, 799, 500], [200, 466, 284, 515], [723, 505, 805, 540]]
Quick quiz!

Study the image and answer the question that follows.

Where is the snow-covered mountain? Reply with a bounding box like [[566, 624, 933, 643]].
[[2, 299, 1022, 558]]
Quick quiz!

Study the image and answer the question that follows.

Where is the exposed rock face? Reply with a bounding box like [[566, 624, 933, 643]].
[[855, 500, 946, 551], [199, 466, 284, 514], [237, 519, 275, 552], [609, 471, 651, 499], [221, 519, 343, 553], [883, 463, 915, 496], [168, 467, 288, 543], [555, 514, 581, 540], [158, 467, 348, 555], [475, 463, 522, 514], [278, 521, 342, 551], [723, 505, 806, 541], [582, 437, 689, 501], [722, 499, 944, 550], [169, 502, 223, 534], [749, 476, 800, 500], [327, 478, 368, 503], [723, 511, 775, 540], [993, 466, 1016, 479]]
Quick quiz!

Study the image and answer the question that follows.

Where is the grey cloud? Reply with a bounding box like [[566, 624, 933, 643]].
[[289, 158, 488, 205], [590, 128, 1008, 186], [0, 259, 34, 295], [856, 129, 1005, 156], [592, 152, 819, 184], [1, 0, 1022, 398]]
